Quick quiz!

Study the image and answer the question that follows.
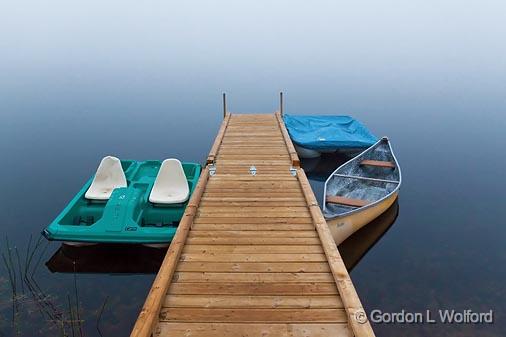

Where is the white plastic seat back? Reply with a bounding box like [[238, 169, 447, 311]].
[[85, 156, 127, 200], [149, 159, 189, 204]]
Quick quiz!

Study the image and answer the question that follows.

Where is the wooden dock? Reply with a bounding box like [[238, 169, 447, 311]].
[[131, 112, 375, 337]]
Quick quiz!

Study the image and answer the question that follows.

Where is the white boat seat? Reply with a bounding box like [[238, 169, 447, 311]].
[[85, 156, 127, 200], [149, 159, 189, 204]]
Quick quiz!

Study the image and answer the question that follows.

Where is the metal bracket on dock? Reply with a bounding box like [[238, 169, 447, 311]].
[[249, 165, 257, 176], [289, 166, 297, 176], [209, 164, 216, 176]]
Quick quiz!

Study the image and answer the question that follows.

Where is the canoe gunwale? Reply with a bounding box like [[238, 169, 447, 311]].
[[323, 137, 402, 220]]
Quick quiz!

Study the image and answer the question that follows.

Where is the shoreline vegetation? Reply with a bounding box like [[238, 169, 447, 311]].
[[0, 235, 108, 337]]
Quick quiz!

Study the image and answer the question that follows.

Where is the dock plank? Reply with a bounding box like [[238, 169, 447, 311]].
[[172, 272, 334, 283], [178, 253, 327, 262], [182, 245, 324, 253], [168, 282, 339, 295], [190, 223, 315, 230], [187, 231, 318, 238], [186, 237, 322, 245], [159, 308, 348, 323], [192, 217, 314, 224], [175, 262, 331, 273], [164, 295, 342, 308], [156, 323, 352, 337]]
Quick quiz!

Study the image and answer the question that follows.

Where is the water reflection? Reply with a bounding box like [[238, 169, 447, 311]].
[[339, 200, 399, 271], [302, 151, 354, 181], [46, 244, 166, 274]]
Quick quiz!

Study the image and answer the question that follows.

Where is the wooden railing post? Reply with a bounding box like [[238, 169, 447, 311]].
[[222, 92, 227, 119], [279, 91, 283, 116]]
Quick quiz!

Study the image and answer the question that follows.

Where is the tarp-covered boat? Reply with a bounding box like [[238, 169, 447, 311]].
[[43, 157, 201, 246], [283, 114, 377, 158]]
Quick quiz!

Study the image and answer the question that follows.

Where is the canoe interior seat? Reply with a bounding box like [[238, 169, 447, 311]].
[[360, 159, 395, 169], [326, 195, 369, 207], [85, 156, 127, 200], [149, 159, 190, 204]]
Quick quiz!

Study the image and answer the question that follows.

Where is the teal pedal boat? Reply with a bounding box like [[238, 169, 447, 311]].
[[43, 157, 201, 246]]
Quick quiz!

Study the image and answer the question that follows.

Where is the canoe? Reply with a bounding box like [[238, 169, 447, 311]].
[[323, 137, 401, 245], [283, 114, 378, 158], [43, 159, 201, 246]]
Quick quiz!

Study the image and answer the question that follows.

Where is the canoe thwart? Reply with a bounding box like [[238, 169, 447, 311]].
[[359, 160, 395, 169], [326, 195, 369, 208]]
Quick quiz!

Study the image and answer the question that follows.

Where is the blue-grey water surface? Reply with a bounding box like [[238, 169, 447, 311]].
[[1, 1, 505, 336]]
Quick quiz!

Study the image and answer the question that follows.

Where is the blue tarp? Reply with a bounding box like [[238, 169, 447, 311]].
[[283, 114, 377, 150]]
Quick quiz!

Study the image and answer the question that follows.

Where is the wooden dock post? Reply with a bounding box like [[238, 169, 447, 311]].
[[279, 91, 284, 116], [222, 93, 227, 119]]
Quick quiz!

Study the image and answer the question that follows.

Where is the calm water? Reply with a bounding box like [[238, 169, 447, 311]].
[[1, 1, 506, 336]]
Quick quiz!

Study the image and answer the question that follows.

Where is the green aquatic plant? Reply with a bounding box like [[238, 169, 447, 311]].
[[0, 235, 126, 336], [0, 235, 84, 337]]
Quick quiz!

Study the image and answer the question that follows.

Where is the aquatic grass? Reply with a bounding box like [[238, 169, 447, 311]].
[[67, 293, 75, 337], [1, 237, 21, 335], [23, 271, 61, 323], [17, 235, 62, 323], [96, 296, 109, 337], [0, 234, 125, 337], [1, 239, 17, 322], [14, 246, 24, 294], [30, 241, 50, 278], [1, 252, 16, 302], [23, 257, 64, 327], [0, 235, 84, 336], [72, 261, 83, 337], [25, 235, 44, 277], [24, 235, 33, 277], [5, 237, 17, 297]]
